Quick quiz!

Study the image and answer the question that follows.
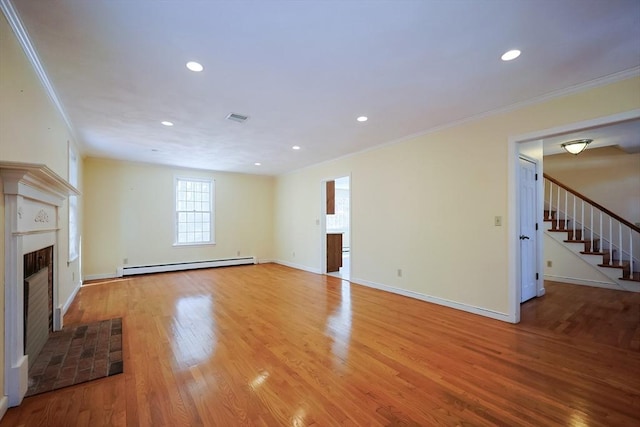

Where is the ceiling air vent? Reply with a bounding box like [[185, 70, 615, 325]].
[[226, 113, 249, 123]]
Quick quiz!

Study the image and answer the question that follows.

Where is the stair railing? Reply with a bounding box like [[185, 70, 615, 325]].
[[544, 174, 640, 275]]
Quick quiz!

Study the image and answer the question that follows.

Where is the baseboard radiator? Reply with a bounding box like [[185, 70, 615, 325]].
[[117, 256, 256, 277]]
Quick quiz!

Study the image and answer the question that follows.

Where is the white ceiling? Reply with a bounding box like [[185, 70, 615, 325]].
[[6, 0, 640, 175]]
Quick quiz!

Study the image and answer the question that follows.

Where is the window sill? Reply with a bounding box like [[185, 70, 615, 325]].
[[172, 242, 217, 248]]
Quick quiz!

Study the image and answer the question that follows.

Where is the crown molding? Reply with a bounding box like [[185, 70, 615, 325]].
[[0, 0, 81, 148], [368, 67, 640, 160], [285, 66, 640, 177]]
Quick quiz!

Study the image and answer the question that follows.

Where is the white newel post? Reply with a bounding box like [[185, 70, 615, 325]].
[[1, 162, 79, 407]]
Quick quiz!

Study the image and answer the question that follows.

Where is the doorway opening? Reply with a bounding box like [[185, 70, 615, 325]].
[[509, 110, 640, 323], [325, 176, 350, 280]]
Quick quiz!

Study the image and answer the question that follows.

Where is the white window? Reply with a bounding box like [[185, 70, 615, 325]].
[[326, 189, 349, 231], [68, 142, 79, 262], [175, 177, 214, 245]]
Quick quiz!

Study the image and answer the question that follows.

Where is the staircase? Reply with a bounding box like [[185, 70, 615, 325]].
[[544, 174, 640, 291]]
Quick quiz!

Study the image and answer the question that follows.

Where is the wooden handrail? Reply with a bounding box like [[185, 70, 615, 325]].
[[543, 173, 640, 233]]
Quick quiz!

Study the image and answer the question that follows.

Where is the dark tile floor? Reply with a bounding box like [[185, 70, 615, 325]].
[[26, 318, 123, 397]]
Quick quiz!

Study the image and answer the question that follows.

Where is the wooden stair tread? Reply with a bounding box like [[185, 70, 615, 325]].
[[620, 272, 640, 282], [597, 262, 629, 269], [580, 251, 605, 256], [543, 219, 570, 227]]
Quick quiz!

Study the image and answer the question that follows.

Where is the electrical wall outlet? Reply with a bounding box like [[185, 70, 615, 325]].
[[494, 216, 502, 226], [397, 269, 402, 278], [547, 260, 552, 267], [123, 257, 128, 265]]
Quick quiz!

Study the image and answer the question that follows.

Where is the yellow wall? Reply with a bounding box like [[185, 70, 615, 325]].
[[274, 77, 640, 317], [0, 14, 81, 404], [82, 158, 275, 277]]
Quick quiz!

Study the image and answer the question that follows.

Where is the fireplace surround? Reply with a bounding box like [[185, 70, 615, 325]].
[[1, 162, 78, 407]]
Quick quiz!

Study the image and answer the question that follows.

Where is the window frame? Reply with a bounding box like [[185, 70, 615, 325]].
[[173, 176, 215, 247]]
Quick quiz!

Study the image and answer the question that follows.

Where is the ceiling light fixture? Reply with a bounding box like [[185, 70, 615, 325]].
[[186, 61, 204, 72], [501, 49, 521, 61], [292, 145, 301, 150], [254, 162, 261, 166], [356, 116, 368, 122], [561, 139, 592, 155], [161, 121, 174, 126]]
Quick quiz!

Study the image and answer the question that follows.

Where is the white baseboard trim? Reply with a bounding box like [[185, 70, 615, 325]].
[[52, 281, 81, 331], [120, 257, 256, 276], [62, 280, 81, 315], [0, 395, 8, 421], [351, 277, 512, 323], [86, 259, 289, 279], [275, 260, 322, 275], [544, 274, 620, 290], [84, 272, 120, 281]]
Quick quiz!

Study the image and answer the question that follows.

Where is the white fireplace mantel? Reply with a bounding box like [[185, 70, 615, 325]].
[[1, 162, 79, 407], [1, 161, 78, 202]]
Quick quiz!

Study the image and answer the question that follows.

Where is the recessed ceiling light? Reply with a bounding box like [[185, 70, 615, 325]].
[[186, 61, 204, 72], [254, 162, 261, 166], [161, 121, 174, 126], [357, 116, 368, 122], [501, 49, 521, 61], [292, 145, 301, 150], [151, 149, 160, 152]]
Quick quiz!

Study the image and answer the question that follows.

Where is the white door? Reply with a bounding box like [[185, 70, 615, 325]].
[[519, 157, 537, 303]]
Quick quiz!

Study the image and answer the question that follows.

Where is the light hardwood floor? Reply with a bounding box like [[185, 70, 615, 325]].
[[2, 264, 639, 426], [521, 280, 640, 351]]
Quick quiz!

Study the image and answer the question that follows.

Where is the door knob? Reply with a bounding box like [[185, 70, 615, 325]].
[[519, 235, 530, 240]]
